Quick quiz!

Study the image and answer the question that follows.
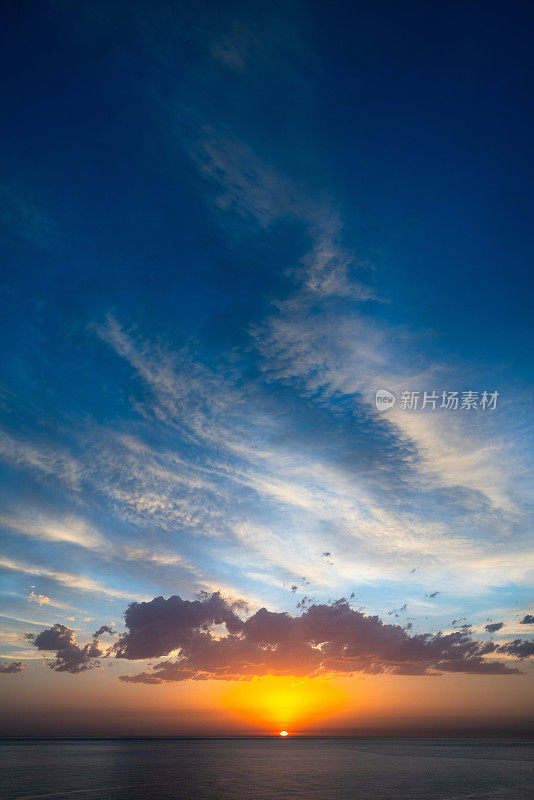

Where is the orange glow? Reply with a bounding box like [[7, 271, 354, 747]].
[[222, 675, 348, 732], [3, 668, 533, 736]]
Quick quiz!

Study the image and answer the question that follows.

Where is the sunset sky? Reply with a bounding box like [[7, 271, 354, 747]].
[[0, 0, 533, 736]]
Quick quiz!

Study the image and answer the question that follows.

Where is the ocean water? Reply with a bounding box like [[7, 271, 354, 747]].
[[0, 738, 532, 800]]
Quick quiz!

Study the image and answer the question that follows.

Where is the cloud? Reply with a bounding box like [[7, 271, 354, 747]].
[[27, 591, 50, 606], [114, 592, 243, 660], [2, 500, 198, 581], [0, 430, 82, 489], [0, 556, 148, 601], [25, 624, 104, 673], [0, 661, 27, 674], [93, 625, 116, 638], [85, 316, 534, 597], [0, 513, 103, 549], [104, 591, 527, 683], [497, 639, 534, 659], [485, 622, 504, 633], [244, 171, 523, 524], [119, 545, 198, 573], [520, 614, 534, 624], [188, 128, 304, 228]]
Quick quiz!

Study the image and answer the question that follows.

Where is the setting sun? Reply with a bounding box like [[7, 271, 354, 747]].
[[222, 676, 347, 732]]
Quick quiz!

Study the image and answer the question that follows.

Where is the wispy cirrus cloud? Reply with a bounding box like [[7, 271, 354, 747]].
[[0, 557, 149, 602], [0, 513, 103, 549], [0, 430, 83, 490], [181, 118, 528, 532], [90, 316, 533, 598], [1, 306, 531, 620]]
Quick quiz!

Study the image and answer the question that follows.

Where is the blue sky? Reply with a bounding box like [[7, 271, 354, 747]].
[[0, 0, 533, 677]]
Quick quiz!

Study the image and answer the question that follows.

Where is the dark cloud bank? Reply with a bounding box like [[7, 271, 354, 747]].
[[23, 593, 534, 683]]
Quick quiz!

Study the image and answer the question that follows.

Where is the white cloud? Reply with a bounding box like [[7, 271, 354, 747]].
[[0, 430, 83, 489], [0, 513, 104, 549], [27, 591, 50, 606], [0, 557, 148, 602]]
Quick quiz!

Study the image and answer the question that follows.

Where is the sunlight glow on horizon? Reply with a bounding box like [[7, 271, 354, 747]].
[[222, 676, 348, 732]]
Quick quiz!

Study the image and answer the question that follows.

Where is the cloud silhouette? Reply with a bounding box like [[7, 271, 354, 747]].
[[25, 592, 533, 682], [25, 624, 104, 673], [519, 614, 534, 625], [114, 592, 243, 660], [497, 639, 534, 659], [93, 625, 116, 638], [0, 661, 27, 674], [109, 592, 527, 683], [484, 622, 504, 633]]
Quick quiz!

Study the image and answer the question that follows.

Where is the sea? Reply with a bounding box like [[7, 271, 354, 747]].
[[0, 738, 532, 800]]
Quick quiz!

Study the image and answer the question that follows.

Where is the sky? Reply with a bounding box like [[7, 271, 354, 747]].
[[0, 0, 533, 736]]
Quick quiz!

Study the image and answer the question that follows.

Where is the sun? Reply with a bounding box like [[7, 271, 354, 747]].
[[279, 730, 289, 736], [222, 675, 347, 733]]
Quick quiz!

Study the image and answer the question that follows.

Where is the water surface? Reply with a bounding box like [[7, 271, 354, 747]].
[[1, 737, 532, 800]]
